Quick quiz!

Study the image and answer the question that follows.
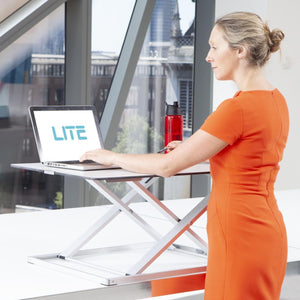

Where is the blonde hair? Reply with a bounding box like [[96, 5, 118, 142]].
[[215, 12, 284, 67]]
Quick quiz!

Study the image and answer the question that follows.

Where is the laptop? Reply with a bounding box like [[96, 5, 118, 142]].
[[29, 105, 119, 171]]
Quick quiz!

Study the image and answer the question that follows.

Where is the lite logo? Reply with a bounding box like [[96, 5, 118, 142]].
[[52, 125, 87, 141]]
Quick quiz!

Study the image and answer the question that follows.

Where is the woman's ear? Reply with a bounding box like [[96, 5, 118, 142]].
[[237, 45, 248, 59]]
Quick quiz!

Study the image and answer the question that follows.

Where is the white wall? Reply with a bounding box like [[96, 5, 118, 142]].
[[264, 0, 300, 189], [213, 0, 299, 190], [213, 0, 267, 109]]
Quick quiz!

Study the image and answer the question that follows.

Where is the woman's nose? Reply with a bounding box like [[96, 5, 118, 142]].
[[206, 50, 212, 63]]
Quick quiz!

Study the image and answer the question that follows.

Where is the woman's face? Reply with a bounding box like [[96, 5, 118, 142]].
[[206, 25, 240, 81]]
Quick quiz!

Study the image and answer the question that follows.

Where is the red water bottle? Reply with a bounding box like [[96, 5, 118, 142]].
[[164, 101, 183, 148]]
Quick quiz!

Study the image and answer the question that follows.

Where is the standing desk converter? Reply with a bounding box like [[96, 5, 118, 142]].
[[11, 162, 210, 286]]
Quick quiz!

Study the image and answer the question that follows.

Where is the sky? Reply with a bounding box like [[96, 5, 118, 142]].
[[91, 0, 195, 53]]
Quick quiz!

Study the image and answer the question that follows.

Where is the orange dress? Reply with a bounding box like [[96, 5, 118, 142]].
[[201, 89, 289, 300]]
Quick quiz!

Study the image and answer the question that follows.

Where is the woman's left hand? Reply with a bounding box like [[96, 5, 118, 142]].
[[80, 149, 116, 166]]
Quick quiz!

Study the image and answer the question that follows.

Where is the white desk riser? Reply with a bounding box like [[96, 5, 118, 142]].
[[11, 162, 210, 286]]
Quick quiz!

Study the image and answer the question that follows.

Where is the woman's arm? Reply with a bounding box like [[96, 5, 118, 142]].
[[80, 129, 228, 177]]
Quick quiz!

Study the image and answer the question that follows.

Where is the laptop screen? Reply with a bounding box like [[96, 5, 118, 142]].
[[29, 106, 103, 162]]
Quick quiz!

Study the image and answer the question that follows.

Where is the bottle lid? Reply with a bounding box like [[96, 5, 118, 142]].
[[166, 101, 181, 115]]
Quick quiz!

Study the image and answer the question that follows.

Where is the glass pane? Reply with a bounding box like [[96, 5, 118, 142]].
[[91, 0, 135, 114], [0, 5, 65, 214], [114, 0, 195, 147], [113, 0, 195, 200]]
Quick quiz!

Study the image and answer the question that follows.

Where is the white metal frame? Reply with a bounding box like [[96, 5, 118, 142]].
[[57, 178, 208, 274], [30, 177, 209, 285], [12, 162, 209, 285]]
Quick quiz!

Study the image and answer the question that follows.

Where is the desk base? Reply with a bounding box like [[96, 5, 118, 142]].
[[28, 242, 207, 286]]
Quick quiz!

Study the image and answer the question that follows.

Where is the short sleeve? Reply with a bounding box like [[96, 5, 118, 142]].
[[201, 98, 243, 145]]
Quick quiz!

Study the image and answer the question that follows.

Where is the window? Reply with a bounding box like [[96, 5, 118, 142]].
[[116, 0, 195, 149], [179, 79, 193, 136], [91, 0, 135, 113], [1, 0, 197, 212], [112, 0, 195, 200], [0, 5, 65, 213]]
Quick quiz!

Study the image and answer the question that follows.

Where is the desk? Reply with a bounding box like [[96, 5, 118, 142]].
[[11, 162, 210, 286]]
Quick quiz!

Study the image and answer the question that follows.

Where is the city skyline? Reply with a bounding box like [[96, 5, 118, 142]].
[[91, 0, 195, 53]]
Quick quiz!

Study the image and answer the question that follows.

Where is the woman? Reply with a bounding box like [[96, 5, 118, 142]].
[[80, 12, 289, 300]]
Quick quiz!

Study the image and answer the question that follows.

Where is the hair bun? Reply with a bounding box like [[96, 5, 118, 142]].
[[269, 28, 285, 53]]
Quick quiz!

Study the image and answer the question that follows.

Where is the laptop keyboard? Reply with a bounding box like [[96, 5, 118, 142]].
[[59, 160, 96, 164]]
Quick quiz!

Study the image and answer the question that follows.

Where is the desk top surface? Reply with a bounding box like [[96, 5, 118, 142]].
[[0, 190, 299, 299], [11, 162, 210, 180]]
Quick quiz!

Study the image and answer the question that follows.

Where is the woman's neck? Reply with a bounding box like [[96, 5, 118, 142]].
[[234, 65, 274, 91]]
